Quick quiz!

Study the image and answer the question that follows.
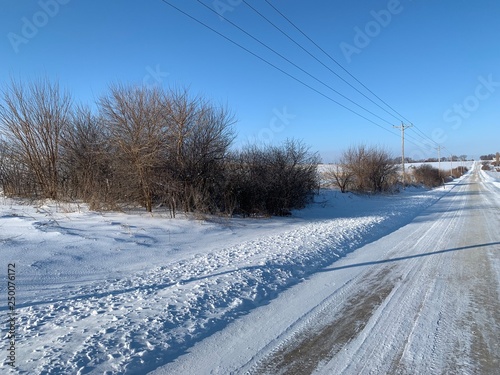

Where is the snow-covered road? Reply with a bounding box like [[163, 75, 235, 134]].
[[1, 161, 498, 374], [155, 163, 500, 375]]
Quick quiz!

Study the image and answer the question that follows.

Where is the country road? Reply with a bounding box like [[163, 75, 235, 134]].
[[156, 163, 500, 375]]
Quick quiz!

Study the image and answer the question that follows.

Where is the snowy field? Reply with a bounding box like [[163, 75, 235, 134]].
[[405, 161, 474, 170], [319, 161, 474, 173], [0, 162, 498, 374]]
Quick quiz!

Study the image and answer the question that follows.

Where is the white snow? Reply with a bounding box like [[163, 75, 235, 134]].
[[481, 168, 500, 186], [0, 165, 490, 374]]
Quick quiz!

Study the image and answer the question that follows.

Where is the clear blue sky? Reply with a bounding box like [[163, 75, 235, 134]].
[[1, 0, 499, 161]]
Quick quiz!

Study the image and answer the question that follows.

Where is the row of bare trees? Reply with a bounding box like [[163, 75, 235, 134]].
[[0, 79, 319, 216]]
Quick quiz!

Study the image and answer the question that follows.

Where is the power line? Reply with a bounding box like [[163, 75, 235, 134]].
[[260, 1, 449, 153], [411, 124, 435, 141], [263, 0, 412, 124], [193, 0, 397, 128], [159, 1, 444, 152], [405, 126, 438, 147], [241, 0, 403, 124], [159, 0, 400, 137]]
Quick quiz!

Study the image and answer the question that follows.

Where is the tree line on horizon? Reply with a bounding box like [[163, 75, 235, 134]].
[[0, 78, 319, 217], [480, 153, 500, 162]]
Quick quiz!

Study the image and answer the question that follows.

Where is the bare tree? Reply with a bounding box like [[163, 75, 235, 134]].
[[164, 89, 235, 214], [271, 139, 319, 213], [0, 78, 72, 199], [60, 106, 113, 206], [324, 161, 354, 193], [97, 86, 235, 215], [342, 145, 366, 191], [365, 146, 399, 192], [341, 145, 398, 193], [0, 139, 13, 194], [99, 84, 169, 212]]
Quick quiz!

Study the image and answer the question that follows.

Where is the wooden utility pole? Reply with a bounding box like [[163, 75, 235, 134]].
[[394, 122, 412, 187], [436, 145, 443, 179]]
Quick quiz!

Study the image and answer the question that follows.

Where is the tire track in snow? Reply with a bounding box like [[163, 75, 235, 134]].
[[276, 195, 462, 374], [338, 174, 474, 375], [250, 266, 396, 375], [326, 166, 500, 375], [448, 172, 500, 374], [245, 172, 487, 375]]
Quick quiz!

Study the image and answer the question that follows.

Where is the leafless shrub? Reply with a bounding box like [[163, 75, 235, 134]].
[[341, 145, 399, 193], [450, 167, 468, 178], [494, 152, 500, 167], [413, 164, 442, 187], [163, 89, 235, 215], [228, 140, 319, 216], [323, 160, 353, 193], [0, 139, 31, 196], [481, 162, 491, 171]]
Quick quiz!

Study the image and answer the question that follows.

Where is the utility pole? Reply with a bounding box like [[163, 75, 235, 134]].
[[394, 122, 412, 187], [436, 145, 442, 180]]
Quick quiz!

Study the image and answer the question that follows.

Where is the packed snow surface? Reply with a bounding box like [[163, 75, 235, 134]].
[[1, 162, 499, 374]]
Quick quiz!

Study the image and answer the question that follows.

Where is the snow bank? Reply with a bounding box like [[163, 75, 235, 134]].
[[481, 168, 500, 183]]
